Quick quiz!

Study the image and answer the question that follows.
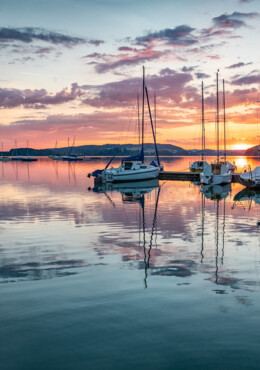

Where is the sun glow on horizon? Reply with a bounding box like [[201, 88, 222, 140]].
[[231, 144, 252, 151]]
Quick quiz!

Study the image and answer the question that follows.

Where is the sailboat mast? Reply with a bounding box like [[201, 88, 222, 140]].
[[145, 86, 160, 166], [216, 72, 219, 162], [137, 94, 140, 145], [154, 92, 156, 141], [223, 79, 226, 162], [201, 81, 205, 161], [142, 66, 145, 162]]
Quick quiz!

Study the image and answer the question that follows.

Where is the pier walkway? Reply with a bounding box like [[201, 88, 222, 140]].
[[159, 171, 200, 181], [159, 171, 241, 183]]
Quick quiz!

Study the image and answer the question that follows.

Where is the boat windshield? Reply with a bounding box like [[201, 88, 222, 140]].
[[124, 162, 133, 170], [211, 163, 221, 175]]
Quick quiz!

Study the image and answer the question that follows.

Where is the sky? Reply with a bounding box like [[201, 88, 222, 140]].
[[0, 0, 259, 150]]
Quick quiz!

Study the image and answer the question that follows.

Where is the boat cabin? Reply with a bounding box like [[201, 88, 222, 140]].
[[121, 161, 148, 171]]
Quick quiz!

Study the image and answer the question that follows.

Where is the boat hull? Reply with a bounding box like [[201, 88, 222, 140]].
[[200, 173, 232, 185], [21, 158, 37, 162], [102, 167, 160, 183]]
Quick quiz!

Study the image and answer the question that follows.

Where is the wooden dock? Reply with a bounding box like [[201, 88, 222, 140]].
[[159, 171, 200, 181], [159, 171, 242, 183]]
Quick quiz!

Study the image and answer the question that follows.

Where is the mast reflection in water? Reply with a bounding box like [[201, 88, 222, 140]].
[[0, 158, 260, 370]]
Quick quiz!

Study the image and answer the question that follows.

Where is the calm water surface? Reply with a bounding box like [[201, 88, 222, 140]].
[[1, 157, 260, 370]]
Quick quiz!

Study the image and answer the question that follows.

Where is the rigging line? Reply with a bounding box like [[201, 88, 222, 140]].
[[123, 78, 141, 145]]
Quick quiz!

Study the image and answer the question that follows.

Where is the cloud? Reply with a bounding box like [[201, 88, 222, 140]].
[[0, 27, 103, 47], [212, 11, 259, 29], [201, 11, 259, 39], [231, 74, 260, 85], [195, 72, 210, 79], [205, 87, 258, 108], [226, 62, 252, 69], [135, 25, 197, 47], [84, 46, 168, 73], [0, 83, 82, 108], [181, 66, 197, 72], [81, 69, 195, 109]]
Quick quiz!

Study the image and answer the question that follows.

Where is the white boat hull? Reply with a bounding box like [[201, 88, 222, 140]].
[[238, 166, 260, 188], [102, 167, 159, 183], [200, 173, 232, 185]]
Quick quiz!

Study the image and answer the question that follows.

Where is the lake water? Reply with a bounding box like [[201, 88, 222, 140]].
[[1, 157, 260, 370]]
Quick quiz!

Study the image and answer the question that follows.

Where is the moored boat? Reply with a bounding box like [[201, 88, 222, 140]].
[[89, 67, 161, 183], [200, 163, 232, 185], [237, 166, 260, 189]]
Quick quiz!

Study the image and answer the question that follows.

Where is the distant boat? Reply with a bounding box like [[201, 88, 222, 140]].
[[190, 81, 208, 173], [88, 67, 161, 183], [0, 143, 10, 162], [11, 140, 23, 161], [21, 141, 38, 162], [62, 137, 83, 161], [50, 140, 62, 160]]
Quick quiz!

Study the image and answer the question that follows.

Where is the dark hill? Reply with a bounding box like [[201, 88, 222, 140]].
[[245, 145, 260, 157]]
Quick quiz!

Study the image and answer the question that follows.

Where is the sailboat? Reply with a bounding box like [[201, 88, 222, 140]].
[[0, 143, 10, 162], [200, 72, 232, 185], [62, 137, 83, 161], [190, 81, 208, 172], [11, 140, 23, 161], [89, 67, 161, 183], [51, 140, 63, 160], [21, 141, 37, 162]]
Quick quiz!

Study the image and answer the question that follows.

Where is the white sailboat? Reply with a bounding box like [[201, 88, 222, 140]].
[[200, 73, 232, 185], [190, 81, 208, 173], [89, 67, 161, 183]]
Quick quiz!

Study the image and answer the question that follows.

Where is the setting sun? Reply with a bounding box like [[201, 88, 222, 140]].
[[232, 144, 252, 151]]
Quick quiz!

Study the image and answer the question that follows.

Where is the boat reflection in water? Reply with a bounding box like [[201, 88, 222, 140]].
[[201, 183, 232, 290], [91, 178, 159, 201], [201, 183, 231, 200], [233, 188, 260, 206], [90, 178, 160, 288]]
